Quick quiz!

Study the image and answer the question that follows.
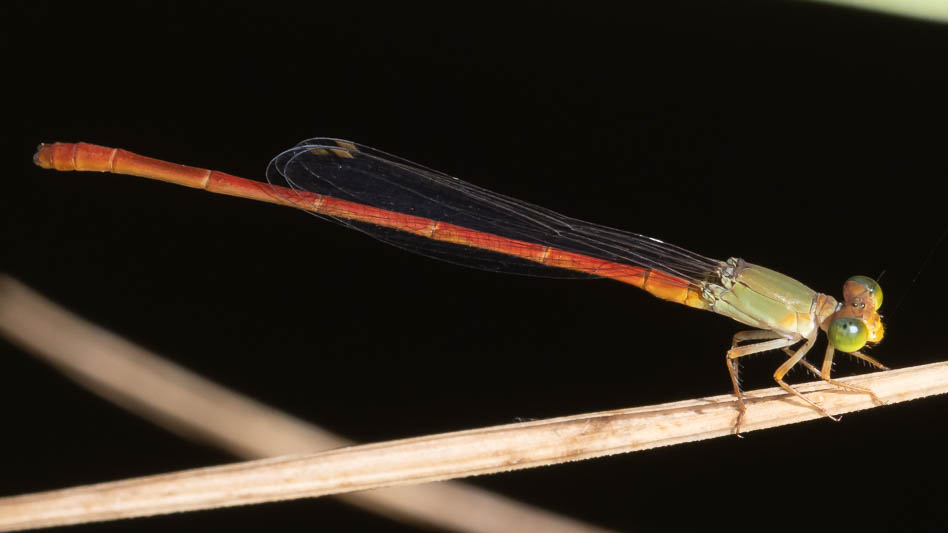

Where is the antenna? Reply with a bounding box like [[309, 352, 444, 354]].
[[890, 223, 948, 317]]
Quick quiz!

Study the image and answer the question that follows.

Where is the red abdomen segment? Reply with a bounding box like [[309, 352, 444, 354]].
[[34, 142, 710, 310]]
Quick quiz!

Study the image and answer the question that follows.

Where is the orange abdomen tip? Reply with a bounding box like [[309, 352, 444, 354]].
[[33, 142, 117, 173]]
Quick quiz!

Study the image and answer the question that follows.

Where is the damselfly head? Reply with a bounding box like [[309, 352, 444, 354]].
[[827, 275, 885, 352]]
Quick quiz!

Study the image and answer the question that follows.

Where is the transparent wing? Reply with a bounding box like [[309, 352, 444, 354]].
[[266, 138, 721, 287]]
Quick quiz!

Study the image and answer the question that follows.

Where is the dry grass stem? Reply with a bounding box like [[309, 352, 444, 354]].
[[3, 362, 946, 531], [0, 275, 616, 533], [1, 293, 945, 532]]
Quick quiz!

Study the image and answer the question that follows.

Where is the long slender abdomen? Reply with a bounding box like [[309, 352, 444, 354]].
[[34, 142, 711, 310]]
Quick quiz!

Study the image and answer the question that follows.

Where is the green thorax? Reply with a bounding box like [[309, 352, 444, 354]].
[[703, 257, 821, 335]]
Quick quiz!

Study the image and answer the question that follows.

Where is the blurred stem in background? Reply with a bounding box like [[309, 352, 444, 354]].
[[813, 0, 948, 23]]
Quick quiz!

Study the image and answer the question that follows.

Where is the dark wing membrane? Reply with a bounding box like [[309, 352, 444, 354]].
[[266, 138, 721, 285]]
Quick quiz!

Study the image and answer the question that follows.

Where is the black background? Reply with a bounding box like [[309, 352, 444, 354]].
[[7, 2, 948, 531]]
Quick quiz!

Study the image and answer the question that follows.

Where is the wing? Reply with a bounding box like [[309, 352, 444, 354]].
[[265, 138, 722, 288]]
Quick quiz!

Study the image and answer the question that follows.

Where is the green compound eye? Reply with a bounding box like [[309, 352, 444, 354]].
[[847, 275, 883, 311], [828, 317, 869, 353]]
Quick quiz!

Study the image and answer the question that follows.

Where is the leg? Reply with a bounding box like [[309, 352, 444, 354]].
[[849, 350, 889, 371], [727, 331, 798, 435], [773, 331, 840, 421], [781, 347, 822, 378], [729, 330, 787, 388], [817, 345, 887, 405], [728, 330, 787, 404], [731, 330, 786, 347]]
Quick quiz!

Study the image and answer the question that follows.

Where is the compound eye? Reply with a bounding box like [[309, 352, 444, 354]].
[[846, 275, 883, 311], [828, 317, 869, 353]]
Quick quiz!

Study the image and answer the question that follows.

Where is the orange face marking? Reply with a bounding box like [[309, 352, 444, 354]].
[[843, 279, 880, 314]]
